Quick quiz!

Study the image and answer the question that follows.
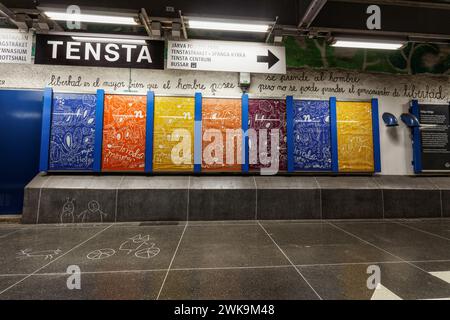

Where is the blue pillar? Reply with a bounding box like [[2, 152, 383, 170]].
[[330, 97, 339, 173], [194, 92, 202, 173], [93, 89, 105, 173], [145, 91, 155, 173], [39, 88, 53, 172]]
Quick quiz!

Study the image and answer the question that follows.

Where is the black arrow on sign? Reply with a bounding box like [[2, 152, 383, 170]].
[[257, 50, 280, 69]]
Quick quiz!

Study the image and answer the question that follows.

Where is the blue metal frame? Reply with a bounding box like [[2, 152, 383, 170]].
[[145, 91, 155, 173], [371, 98, 382, 173], [410, 100, 423, 173], [329, 97, 339, 173], [194, 92, 202, 173], [39, 88, 53, 172], [286, 96, 294, 173], [93, 89, 105, 173], [242, 94, 249, 173]]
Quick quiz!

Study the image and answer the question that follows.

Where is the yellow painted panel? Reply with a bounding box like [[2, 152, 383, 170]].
[[153, 97, 195, 172], [336, 101, 374, 172]]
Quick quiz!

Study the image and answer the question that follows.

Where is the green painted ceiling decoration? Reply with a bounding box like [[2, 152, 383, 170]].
[[284, 36, 450, 76]]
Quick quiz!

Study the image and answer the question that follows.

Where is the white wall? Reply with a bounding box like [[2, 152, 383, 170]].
[[0, 63, 449, 175]]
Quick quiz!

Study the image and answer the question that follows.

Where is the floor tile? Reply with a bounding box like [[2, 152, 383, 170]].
[[172, 225, 288, 268], [261, 222, 398, 265], [159, 267, 319, 300], [0, 225, 108, 275], [299, 262, 450, 300], [0, 276, 25, 293], [332, 222, 450, 261], [397, 220, 450, 240], [37, 225, 184, 274], [0, 271, 165, 300]]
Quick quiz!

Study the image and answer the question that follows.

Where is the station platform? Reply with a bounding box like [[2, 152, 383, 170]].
[[22, 174, 450, 224]]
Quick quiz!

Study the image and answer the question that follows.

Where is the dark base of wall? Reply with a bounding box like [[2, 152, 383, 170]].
[[22, 174, 450, 224]]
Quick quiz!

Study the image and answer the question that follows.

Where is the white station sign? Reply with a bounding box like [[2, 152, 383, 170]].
[[0, 29, 33, 64], [167, 39, 286, 74]]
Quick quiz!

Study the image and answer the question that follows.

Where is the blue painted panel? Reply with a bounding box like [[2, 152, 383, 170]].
[[293, 99, 332, 171], [49, 93, 97, 171], [0, 89, 43, 214]]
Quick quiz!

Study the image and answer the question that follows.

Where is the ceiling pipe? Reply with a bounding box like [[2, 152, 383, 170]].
[[298, 0, 327, 28], [0, 2, 28, 30]]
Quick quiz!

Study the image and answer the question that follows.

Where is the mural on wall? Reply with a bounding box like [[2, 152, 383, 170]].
[[49, 93, 96, 170], [248, 99, 287, 171], [102, 95, 147, 171], [293, 100, 332, 171], [202, 98, 242, 172], [285, 36, 450, 75], [336, 101, 374, 172], [153, 96, 195, 172]]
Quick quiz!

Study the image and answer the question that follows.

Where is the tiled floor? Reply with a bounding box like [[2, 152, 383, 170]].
[[0, 219, 449, 300]]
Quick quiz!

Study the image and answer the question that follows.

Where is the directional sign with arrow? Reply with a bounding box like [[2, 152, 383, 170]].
[[168, 39, 286, 74], [257, 50, 280, 69]]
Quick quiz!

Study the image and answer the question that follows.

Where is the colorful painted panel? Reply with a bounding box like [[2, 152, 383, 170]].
[[293, 100, 332, 171], [49, 93, 96, 171], [153, 97, 195, 172], [248, 99, 287, 171], [102, 95, 147, 171], [336, 101, 374, 172], [202, 98, 242, 172]]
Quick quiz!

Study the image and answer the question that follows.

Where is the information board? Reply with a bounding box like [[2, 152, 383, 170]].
[[418, 104, 450, 171]]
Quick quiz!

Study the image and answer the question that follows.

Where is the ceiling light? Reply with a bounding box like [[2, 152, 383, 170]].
[[44, 11, 138, 25], [331, 38, 405, 50], [188, 19, 270, 33], [71, 36, 147, 45]]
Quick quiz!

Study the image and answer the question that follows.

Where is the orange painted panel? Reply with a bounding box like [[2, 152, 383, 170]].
[[202, 98, 242, 172], [102, 95, 147, 171]]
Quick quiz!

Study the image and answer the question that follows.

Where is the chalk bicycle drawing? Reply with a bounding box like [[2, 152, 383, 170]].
[[119, 234, 160, 259], [86, 234, 160, 260], [17, 248, 62, 261], [87, 248, 116, 260]]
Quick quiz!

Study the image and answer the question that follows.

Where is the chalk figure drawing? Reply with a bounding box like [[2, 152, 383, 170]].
[[78, 200, 107, 223], [17, 249, 62, 260], [60, 198, 76, 224], [49, 93, 96, 170], [102, 95, 147, 171], [293, 100, 332, 170], [60, 199, 108, 224], [249, 99, 287, 170], [202, 98, 242, 172], [86, 234, 160, 260]]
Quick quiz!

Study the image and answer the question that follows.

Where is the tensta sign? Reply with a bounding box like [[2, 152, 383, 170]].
[[35, 34, 164, 69]]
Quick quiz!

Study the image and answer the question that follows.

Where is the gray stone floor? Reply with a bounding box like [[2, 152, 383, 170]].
[[0, 219, 450, 300]]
